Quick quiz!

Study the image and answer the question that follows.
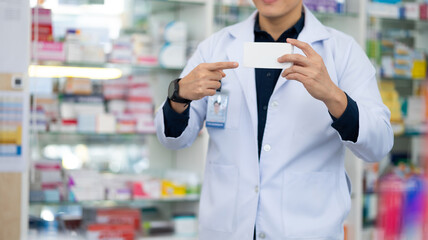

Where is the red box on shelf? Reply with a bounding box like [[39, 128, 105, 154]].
[[420, 4, 428, 20], [96, 209, 141, 233], [31, 8, 53, 42], [87, 224, 135, 240]]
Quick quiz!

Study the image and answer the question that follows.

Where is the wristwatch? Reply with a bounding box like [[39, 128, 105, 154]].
[[168, 78, 192, 104]]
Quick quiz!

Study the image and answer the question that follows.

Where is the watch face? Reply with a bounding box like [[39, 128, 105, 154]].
[[168, 80, 176, 99]]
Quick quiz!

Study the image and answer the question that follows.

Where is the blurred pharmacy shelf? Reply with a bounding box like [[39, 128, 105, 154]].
[[35, 131, 154, 140], [30, 62, 183, 71], [40, 0, 206, 16], [369, 15, 428, 23], [363, 1, 428, 239], [27, 234, 197, 240], [29, 0, 211, 238], [215, 2, 359, 17], [139, 237, 197, 240], [382, 76, 426, 81], [391, 123, 427, 136], [30, 195, 200, 208], [36, 131, 155, 137]]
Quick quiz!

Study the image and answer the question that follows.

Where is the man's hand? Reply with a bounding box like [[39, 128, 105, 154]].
[[170, 61, 239, 113], [278, 38, 347, 119]]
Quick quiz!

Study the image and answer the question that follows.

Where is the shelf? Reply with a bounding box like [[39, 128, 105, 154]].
[[313, 12, 358, 19], [39, 0, 206, 16], [30, 62, 183, 72], [33, 131, 154, 143], [35, 131, 155, 137], [29, 195, 200, 208], [394, 130, 426, 137], [381, 77, 426, 82], [27, 234, 197, 240], [394, 131, 426, 137], [140, 236, 198, 240], [401, 130, 426, 137], [369, 15, 428, 24], [157, 0, 205, 4], [216, 4, 359, 19]]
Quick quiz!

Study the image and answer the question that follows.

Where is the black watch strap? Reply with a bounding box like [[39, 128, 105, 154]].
[[169, 78, 192, 104]]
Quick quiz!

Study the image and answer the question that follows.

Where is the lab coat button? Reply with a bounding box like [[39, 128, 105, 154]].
[[254, 185, 259, 193], [271, 101, 278, 107], [258, 232, 266, 239], [263, 144, 271, 152]]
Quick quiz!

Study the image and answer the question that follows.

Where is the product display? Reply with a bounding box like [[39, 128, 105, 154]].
[[87, 224, 135, 240], [31, 8, 53, 42], [368, 1, 428, 21], [376, 41, 427, 80], [304, 0, 346, 13], [0, 94, 24, 159], [31, 76, 156, 134], [30, 164, 201, 203], [159, 21, 188, 68], [373, 158, 427, 240], [30, 7, 191, 69], [363, 3, 428, 238], [30, 161, 64, 203]]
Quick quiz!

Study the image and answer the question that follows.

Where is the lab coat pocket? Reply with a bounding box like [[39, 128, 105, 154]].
[[282, 172, 346, 238], [199, 163, 239, 232]]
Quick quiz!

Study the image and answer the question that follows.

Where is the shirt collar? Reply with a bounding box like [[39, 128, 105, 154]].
[[254, 11, 305, 38]]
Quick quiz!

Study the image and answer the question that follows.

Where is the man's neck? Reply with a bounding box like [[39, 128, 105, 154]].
[[258, 4, 303, 41]]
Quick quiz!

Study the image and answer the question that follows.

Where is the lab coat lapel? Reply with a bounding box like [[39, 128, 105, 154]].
[[273, 5, 331, 95], [226, 12, 258, 138]]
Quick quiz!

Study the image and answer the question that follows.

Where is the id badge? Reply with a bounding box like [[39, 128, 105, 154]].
[[206, 91, 229, 129]]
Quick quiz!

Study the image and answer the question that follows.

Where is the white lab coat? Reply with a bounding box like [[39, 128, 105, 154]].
[[155, 6, 393, 240]]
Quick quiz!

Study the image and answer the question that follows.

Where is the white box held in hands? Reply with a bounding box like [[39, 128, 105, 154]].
[[243, 42, 294, 69]]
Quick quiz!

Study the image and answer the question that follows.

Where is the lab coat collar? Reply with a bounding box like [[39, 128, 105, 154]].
[[298, 5, 331, 44], [226, 5, 331, 44], [225, 12, 258, 143]]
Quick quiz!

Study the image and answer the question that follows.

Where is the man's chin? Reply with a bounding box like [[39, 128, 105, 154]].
[[258, 9, 286, 19]]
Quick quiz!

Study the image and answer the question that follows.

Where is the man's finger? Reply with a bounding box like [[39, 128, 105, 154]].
[[204, 71, 223, 81], [281, 65, 313, 78], [218, 70, 226, 78], [286, 38, 317, 57], [205, 81, 222, 90], [206, 61, 239, 70], [284, 73, 310, 85], [205, 89, 217, 96], [278, 54, 309, 66]]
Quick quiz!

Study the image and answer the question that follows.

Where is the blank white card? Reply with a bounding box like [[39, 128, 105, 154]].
[[243, 42, 294, 69]]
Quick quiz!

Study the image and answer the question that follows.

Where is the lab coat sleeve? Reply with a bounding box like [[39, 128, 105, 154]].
[[155, 43, 208, 150], [337, 39, 394, 162]]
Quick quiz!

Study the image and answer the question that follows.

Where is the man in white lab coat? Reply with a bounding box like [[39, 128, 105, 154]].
[[155, 0, 393, 239]]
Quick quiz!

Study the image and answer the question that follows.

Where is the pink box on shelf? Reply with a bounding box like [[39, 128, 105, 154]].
[[32, 41, 66, 62]]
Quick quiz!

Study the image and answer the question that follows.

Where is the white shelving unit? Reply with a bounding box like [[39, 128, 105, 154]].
[[28, 1, 213, 239]]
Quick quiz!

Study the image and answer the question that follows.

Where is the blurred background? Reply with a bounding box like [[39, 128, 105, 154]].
[[0, 0, 427, 239]]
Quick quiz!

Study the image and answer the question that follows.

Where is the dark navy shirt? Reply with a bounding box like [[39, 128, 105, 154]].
[[162, 13, 360, 153], [254, 13, 304, 156]]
